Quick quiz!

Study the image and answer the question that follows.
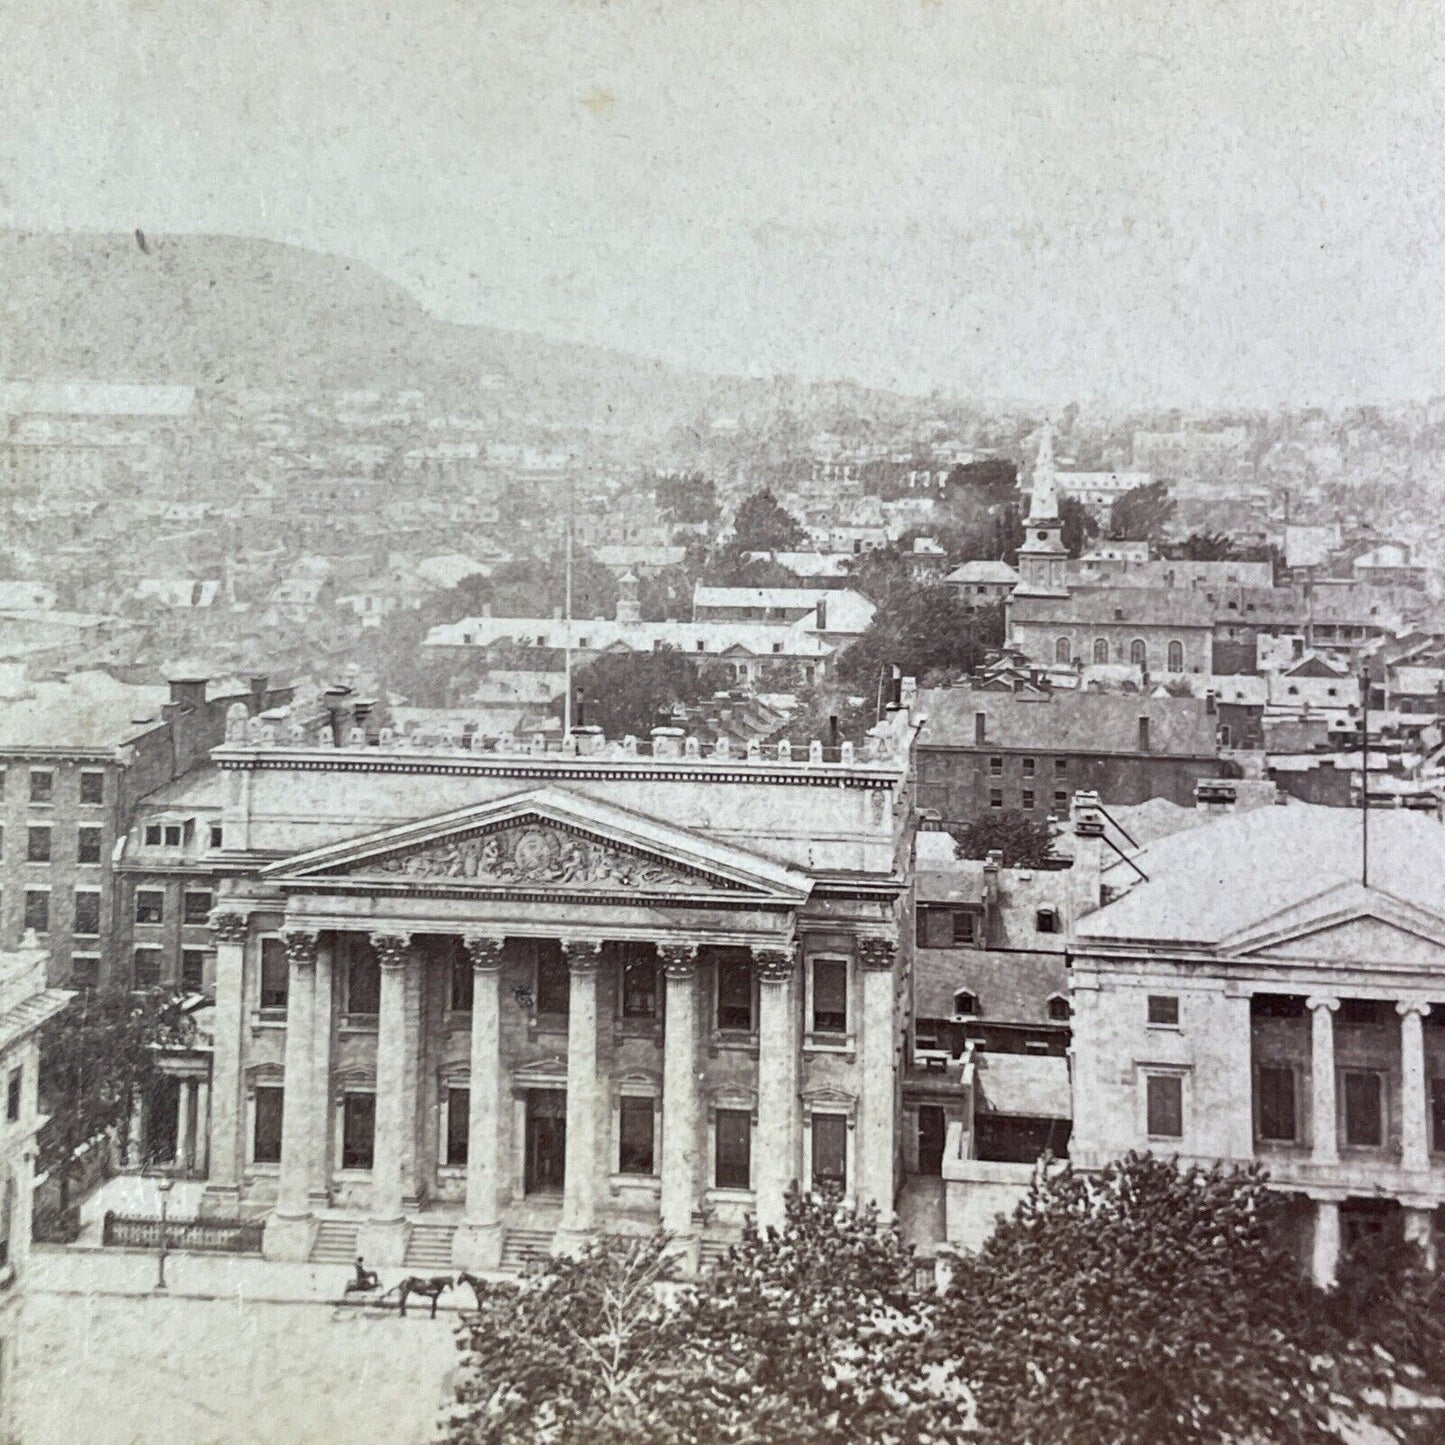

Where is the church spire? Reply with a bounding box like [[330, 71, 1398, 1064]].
[[1028, 424, 1060, 523]]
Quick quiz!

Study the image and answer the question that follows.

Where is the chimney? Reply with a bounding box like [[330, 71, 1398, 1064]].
[[815, 597, 828, 632], [167, 677, 208, 711], [1071, 790, 1107, 917], [248, 674, 269, 712], [1137, 714, 1150, 753], [1205, 689, 1217, 716], [576, 688, 586, 729], [828, 714, 840, 749], [974, 710, 987, 745], [983, 849, 1003, 909]]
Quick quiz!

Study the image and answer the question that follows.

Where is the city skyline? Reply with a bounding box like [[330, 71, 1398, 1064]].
[[4, 0, 1444, 410]]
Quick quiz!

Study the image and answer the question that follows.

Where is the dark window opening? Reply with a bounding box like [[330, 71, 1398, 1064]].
[[1343, 1071, 1383, 1148], [449, 955, 474, 1012], [1256, 1064, 1297, 1142], [135, 890, 164, 925], [536, 941, 570, 1015], [80, 771, 105, 805], [1147, 994, 1180, 1027], [253, 1086, 284, 1164], [133, 950, 162, 989], [77, 827, 102, 864], [715, 1109, 751, 1189], [446, 1089, 469, 1166], [1146, 1074, 1183, 1137], [812, 959, 847, 1035], [73, 891, 100, 937], [260, 938, 289, 1010], [183, 891, 213, 925], [181, 949, 206, 993], [716, 956, 753, 1031], [619, 1096, 655, 1175], [620, 944, 658, 1019], [342, 1093, 375, 1169], [26, 827, 50, 863], [23, 891, 48, 934], [811, 1114, 848, 1189]]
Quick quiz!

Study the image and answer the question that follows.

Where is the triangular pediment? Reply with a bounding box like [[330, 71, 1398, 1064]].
[[1221, 881, 1445, 966], [262, 786, 811, 904]]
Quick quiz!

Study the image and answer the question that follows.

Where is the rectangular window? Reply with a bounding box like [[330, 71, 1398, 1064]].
[[133, 949, 162, 989], [135, 890, 165, 924], [144, 824, 162, 846], [619, 1096, 655, 1175], [1343, 1071, 1383, 1148], [1256, 1064, 1298, 1143], [253, 1086, 284, 1164], [1035, 908, 1059, 934], [1055, 758, 1068, 774], [181, 949, 206, 993], [715, 1109, 752, 1189], [716, 956, 753, 1031], [535, 942, 570, 1015], [446, 1088, 469, 1166], [1054, 790, 1070, 814], [811, 959, 848, 1035], [917, 908, 953, 948], [1147, 994, 1180, 1027], [347, 946, 380, 1016], [449, 955, 474, 1012], [73, 891, 101, 937], [811, 1114, 848, 1189], [79, 770, 105, 805], [71, 955, 99, 991], [209, 823, 224, 850], [259, 938, 289, 1011], [988, 756, 1003, 776], [952, 911, 977, 944], [620, 945, 658, 1019], [342, 1093, 375, 1169], [26, 826, 51, 863], [1146, 1074, 1184, 1138], [77, 826, 102, 864], [183, 891, 213, 925], [1022, 789, 1035, 810], [163, 824, 182, 848], [1021, 757, 1036, 778], [29, 770, 53, 804], [6, 1069, 21, 1123], [23, 890, 48, 934], [989, 788, 1003, 809]]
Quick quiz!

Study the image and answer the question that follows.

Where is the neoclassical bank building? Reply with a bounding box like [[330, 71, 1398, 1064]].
[[194, 710, 916, 1270]]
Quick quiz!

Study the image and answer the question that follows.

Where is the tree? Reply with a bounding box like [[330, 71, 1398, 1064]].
[[444, 1190, 949, 1445], [38, 988, 193, 1212], [729, 489, 805, 554], [564, 648, 706, 740], [1109, 480, 1175, 542], [945, 457, 1018, 509], [1173, 530, 1237, 561], [651, 471, 719, 528], [934, 1154, 1353, 1445], [636, 565, 692, 622], [950, 809, 1057, 867], [837, 585, 1002, 691], [1058, 495, 1098, 557]]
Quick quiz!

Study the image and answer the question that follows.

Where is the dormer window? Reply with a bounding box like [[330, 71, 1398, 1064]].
[[1046, 994, 1071, 1022], [952, 989, 978, 1018], [1035, 907, 1060, 934]]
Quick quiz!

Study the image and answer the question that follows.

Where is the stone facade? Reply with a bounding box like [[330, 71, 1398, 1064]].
[[192, 720, 917, 1269]]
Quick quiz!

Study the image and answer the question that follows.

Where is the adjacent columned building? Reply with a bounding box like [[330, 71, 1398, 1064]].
[[199, 706, 917, 1271]]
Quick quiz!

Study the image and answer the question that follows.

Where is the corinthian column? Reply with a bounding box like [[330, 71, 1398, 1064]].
[[454, 935, 506, 1270], [201, 909, 248, 1217], [1399, 1000, 1431, 1174], [754, 945, 797, 1233], [557, 940, 602, 1252], [658, 944, 700, 1260], [857, 936, 898, 1216], [1306, 996, 1339, 1166], [263, 929, 320, 1260], [359, 933, 412, 1265]]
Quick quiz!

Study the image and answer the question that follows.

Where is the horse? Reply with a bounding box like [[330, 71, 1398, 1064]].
[[396, 1274, 454, 1318], [454, 1270, 487, 1309]]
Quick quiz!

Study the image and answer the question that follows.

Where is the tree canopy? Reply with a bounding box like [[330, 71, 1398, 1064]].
[[729, 489, 806, 554], [950, 808, 1058, 867], [563, 648, 707, 740], [1109, 480, 1176, 542], [837, 584, 1003, 691], [651, 471, 719, 528]]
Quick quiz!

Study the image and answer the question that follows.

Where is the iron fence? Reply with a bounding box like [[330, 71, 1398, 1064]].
[[101, 1211, 264, 1254]]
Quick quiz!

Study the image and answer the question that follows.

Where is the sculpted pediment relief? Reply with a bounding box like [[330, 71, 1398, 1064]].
[[325, 819, 740, 895], [1242, 914, 1445, 967]]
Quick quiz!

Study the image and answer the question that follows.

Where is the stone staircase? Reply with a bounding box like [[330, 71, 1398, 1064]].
[[698, 1237, 738, 1272], [404, 1221, 458, 1271], [310, 1218, 360, 1265], [499, 1226, 553, 1275]]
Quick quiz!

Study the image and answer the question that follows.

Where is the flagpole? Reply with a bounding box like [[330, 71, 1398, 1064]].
[[1360, 667, 1369, 888], [564, 472, 575, 739]]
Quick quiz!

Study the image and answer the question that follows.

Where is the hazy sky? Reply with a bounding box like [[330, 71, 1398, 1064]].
[[4, 0, 1444, 407]]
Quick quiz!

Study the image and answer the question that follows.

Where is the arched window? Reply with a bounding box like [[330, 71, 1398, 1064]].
[[1129, 639, 1147, 668], [1167, 640, 1184, 673], [1054, 637, 1071, 664], [1046, 994, 1071, 1022], [952, 989, 978, 1019], [1092, 638, 1109, 664]]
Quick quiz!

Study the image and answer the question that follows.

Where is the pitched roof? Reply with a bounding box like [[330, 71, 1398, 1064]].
[[1009, 587, 1215, 628], [1078, 803, 1445, 946], [0, 672, 169, 754], [945, 560, 1019, 585], [918, 687, 1219, 757]]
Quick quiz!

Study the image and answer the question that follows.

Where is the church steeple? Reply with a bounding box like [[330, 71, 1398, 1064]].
[[1014, 424, 1069, 596]]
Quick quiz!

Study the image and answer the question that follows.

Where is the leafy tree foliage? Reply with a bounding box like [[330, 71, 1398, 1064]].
[[651, 471, 719, 528], [636, 564, 693, 622], [934, 1155, 1350, 1445], [729, 489, 805, 554], [38, 988, 193, 1208], [1058, 495, 1098, 557], [945, 457, 1019, 509], [1109, 480, 1176, 542], [444, 1190, 951, 1445], [563, 648, 707, 740], [1171, 530, 1238, 561], [837, 584, 1002, 690], [951, 809, 1057, 867]]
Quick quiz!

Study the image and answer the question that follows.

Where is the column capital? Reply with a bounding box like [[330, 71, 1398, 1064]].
[[208, 909, 250, 944], [657, 943, 698, 980], [371, 932, 413, 969], [1398, 999, 1433, 1020], [1305, 995, 1340, 1014], [463, 935, 506, 973], [857, 936, 898, 973], [562, 939, 604, 973], [282, 928, 320, 968], [752, 946, 796, 984]]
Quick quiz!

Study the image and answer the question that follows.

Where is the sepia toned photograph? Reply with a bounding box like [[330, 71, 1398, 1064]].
[[2, 1, 1445, 1440]]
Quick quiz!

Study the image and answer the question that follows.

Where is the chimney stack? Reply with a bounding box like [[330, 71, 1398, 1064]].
[[1205, 689, 1216, 716], [248, 674, 269, 712], [1137, 714, 1151, 752], [974, 710, 987, 745], [167, 677, 208, 711]]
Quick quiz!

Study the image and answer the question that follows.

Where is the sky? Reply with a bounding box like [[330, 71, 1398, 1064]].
[[3, 0, 1444, 408]]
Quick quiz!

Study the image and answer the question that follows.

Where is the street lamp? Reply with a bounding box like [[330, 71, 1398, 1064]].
[[155, 1175, 173, 1291]]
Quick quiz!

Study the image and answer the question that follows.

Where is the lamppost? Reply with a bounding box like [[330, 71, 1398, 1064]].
[[155, 1175, 173, 1291]]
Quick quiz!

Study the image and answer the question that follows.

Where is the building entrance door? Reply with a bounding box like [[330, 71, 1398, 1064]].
[[525, 1090, 567, 1194], [147, 1076, 180, 1166], [917, 1105, 945, 1175]]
